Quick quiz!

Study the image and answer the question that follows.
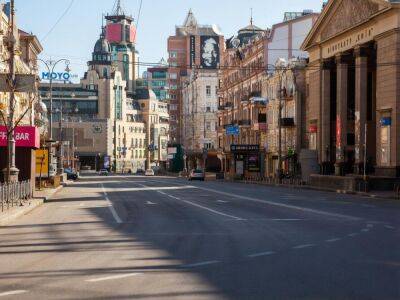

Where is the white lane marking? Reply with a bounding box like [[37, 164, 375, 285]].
[[247, 251, 275, 258], [385, 225, 395, 229], [146, 201, 157, 205], [134, 182, 245, 221], [348, 233, 359, 237], [325, 238, 341, 243], [158, 191, 167, 195], [366, 224, 374, 228], [0, 290, 28, 297], [86, 273, 141, 283], [293, 244, 315, 249], [361, 228, 370, 232], [217, 200, 229, 203], [183, 260, 220, 268], [101, 184, 123, 224], [191, 187, 362, 221]]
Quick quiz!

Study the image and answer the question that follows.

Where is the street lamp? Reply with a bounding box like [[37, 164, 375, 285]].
[[38, 58, 70, 176]]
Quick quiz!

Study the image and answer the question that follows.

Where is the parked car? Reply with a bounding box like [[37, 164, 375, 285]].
[[99, 169, 109, 176], [188, 169, 205, 181], [64, 168, 78, 180], [145, 169, 155, 176]]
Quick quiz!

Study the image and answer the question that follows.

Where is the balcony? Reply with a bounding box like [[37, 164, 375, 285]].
[[238, 120, 251, 126], [224, 102, 233, 110], [252, 122, 267, 131], [280, 118, 295, 127]]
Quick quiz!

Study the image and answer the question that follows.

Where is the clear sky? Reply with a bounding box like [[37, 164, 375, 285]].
[[15, 0, 324, 78]]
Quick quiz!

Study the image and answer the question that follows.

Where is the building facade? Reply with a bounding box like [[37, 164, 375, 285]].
[[182, 69, 219, 170], [302, 0, 400, 178], [167, 10, 224, 146], [142, 59, 169, 101], [0, 2, 43, 185], [218, 12, 317, 179], [39, 9, 169, 173]]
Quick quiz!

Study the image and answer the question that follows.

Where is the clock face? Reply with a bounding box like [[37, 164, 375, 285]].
[[92, 124, 102, 133]]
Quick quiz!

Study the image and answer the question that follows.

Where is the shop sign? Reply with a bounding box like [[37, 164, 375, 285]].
[[309, 125, 318, 133], [380, 117, 391, 127], [35, 149, 49, 178], [247, 154, 260, 172], [0, 126, 40, 148], [226, 125, 239, 136], [231, 144, 259, 152]]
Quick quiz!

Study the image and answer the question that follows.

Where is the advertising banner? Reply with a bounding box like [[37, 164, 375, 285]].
[[248, 154, 260, 172], [200, 36, 220, 69], [190, 35, 196, 67], [103, 156, 110, 169], [0, 126, 40, 148], [35, 149, 49, 178]]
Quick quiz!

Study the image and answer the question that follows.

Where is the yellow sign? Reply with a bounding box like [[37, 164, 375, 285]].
[[35, 149, 49, 178]]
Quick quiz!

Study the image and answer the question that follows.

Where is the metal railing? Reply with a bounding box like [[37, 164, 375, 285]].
[[0, 180, 32, 212]]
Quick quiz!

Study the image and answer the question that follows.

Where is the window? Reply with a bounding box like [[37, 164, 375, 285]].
[[169, 51, 178, 58], [206, 122, 211, 131], [206, 85, 211, 97], [169, 73, 177, 79], [381, 125, 390, 165], [170, 62, 178, 67], [215, 86, 218, 95], [170, 84, 178, 90], [170, 104, 178, 111]]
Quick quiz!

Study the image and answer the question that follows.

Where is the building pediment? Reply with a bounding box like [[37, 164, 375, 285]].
[[302, 0, 391, 50]]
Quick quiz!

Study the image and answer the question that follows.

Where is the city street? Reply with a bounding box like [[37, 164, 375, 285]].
[[0, 175, 399, 299]]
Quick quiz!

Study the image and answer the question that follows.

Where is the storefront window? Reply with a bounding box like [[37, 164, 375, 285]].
[[381, 126, 390, 165]]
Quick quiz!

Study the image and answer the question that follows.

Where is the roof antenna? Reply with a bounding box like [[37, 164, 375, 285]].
[[250, 8, 253, 25]]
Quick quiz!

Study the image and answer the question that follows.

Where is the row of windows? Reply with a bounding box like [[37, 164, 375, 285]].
[[206, 85, 218, 97]]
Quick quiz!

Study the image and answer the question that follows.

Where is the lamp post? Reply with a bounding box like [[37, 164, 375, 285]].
[[38, 58, 70, 177]]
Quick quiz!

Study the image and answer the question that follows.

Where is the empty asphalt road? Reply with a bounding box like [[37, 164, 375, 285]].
[[0, 175, 399, 299]]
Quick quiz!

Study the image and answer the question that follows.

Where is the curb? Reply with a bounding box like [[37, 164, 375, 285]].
[[40, 185, 64, 203], [0, 198, 44, 226], [220, 180, 400, 201]]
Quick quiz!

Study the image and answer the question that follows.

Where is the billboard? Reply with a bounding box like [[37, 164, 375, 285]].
[[200, 36, 220, 69], [35, 149, 49, 178], [190, 36, 196, 67]]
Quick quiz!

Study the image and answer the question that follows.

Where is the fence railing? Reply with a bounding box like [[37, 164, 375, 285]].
[[0, 180, 32, 212]]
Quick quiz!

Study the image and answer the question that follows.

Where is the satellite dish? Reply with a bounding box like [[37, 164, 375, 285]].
[[231, 38, 240, 49]]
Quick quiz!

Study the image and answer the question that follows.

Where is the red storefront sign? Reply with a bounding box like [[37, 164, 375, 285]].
[[0, 126, 40, 148], [309, 125, 318, 133]]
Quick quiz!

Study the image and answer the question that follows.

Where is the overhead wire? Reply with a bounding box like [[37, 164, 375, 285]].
[[41, 0, 75, 42]]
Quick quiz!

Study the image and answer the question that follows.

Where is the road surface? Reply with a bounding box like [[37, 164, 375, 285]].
[[0, 175, 399, 299]]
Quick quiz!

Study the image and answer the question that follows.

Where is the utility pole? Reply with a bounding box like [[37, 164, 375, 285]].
[[4, 0, 19, 183]]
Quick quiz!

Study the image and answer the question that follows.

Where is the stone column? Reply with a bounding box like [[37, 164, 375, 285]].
[[321, 62, 331, 173], [335, 54, 348, 176], [354, 46, 368, 174]]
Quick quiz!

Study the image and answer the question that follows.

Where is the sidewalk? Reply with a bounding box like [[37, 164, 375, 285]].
[[0, 185, 64, 226], [224, 179, 400, 201]]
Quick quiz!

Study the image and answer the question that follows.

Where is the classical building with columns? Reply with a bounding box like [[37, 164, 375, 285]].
[[302, 0, 400, 179]]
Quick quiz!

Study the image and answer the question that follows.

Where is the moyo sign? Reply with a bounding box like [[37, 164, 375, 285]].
[[41, 72, 78, 81]]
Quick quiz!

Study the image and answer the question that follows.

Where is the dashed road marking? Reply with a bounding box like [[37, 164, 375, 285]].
[[385, 225, 395, 229], [293, 244, 315, 249], [366, 224, 374, 228], [247, 251, 275, 258], [86, 273, 141, 283], [361, 228, 370, 232], [325, 238, 341, 243], [348, 233, 359, 237], [183, 260, 220, 268], [101, 183, 123, 224], [0, 290, 28, 297], [146, 201, 157, 205], [217, 200, 229, 203]]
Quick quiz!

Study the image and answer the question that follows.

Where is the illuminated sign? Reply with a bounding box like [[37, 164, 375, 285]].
[[41, 72, 78, 81]]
